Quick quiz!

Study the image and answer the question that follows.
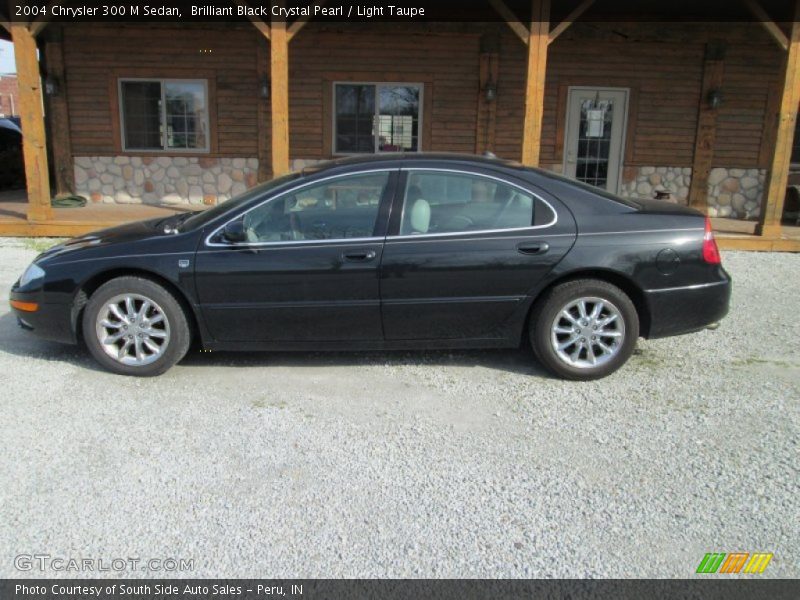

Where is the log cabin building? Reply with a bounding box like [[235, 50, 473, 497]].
[[1, 0, 800, 250]]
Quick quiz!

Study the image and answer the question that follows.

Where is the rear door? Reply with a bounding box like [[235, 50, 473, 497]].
[[194, 170, 396, 342], [379, 167, 576, 342]]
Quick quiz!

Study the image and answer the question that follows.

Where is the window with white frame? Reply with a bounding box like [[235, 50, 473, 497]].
[[119, 79, 209, 152], [334, 83, 422, 154]]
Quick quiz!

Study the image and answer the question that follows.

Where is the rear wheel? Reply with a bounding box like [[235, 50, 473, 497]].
[[530, 279, 638, 380], [82, 276, 191, 376]]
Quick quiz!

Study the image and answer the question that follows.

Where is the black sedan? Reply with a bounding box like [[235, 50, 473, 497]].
[[10, 154, 731, 380]]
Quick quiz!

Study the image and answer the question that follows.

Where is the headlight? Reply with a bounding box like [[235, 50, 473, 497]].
[[19, 263, 45, 288]]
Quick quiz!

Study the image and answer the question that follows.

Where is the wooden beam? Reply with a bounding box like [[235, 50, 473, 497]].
[[256, 36, 271, 182], [28, 0, 57, 37], [475, 48, 499, 154], [0, 20, 10, 34], [11, 22, 53, 221], [688, 43, 726, 212], [548, 0, 595, 44], [488, 0, 529, 45], [270, 13, 290, 176], [757, 2, 800, 236], [287, 0, 325, 41], [29, 18, 50, 37], [741, 0, 789, 51], [44, 31, 74, 196], [521, 0, 549, 166], [234, 0, 270, 39]]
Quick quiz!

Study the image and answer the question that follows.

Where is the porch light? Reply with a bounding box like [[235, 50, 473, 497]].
[[44, 74, 60, 96], [484, 81, 497, 103], [707, 88, 723, 109], [260, 76, 270, 100]]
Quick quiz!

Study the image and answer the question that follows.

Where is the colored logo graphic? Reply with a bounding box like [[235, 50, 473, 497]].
[[696, 552, 773, 574]]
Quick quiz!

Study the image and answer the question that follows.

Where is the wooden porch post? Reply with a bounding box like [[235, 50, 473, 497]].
[[43, 28, 74, 196], [11, 23, 53, 221], [270, 16, 290, 176], [521, 0, 550, 166], [475, 34, 499, 155], [757, 5, 800, 237], [688, 42, 726, 212]]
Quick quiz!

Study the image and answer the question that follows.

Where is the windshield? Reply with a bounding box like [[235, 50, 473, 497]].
[[180, 172, 301, 231]]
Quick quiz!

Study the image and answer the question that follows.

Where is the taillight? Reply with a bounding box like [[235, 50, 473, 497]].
[[702, 216, 721, 264]]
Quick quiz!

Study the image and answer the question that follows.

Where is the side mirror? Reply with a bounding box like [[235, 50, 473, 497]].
[[222, 219, 247, 244]]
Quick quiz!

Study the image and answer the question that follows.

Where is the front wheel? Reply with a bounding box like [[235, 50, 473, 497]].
[[530, 279, 639, 380], [82, 276, 191, 376]]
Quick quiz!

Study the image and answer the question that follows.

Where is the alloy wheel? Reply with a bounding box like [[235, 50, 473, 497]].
[[550, 296, 625, 369], [95, 293, 171, 366]]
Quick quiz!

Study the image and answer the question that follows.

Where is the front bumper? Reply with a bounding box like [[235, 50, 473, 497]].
[[644, 274, 732, 339], [9, 288, 76, 344]]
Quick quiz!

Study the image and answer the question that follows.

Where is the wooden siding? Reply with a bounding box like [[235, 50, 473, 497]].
[[58, 22, 782, 172], [497, 32, 706, 167], [715, 43, 783, 167], [289, 29, 481, 159], [62, 26, 260, 157], [496, 28, 781, 169]]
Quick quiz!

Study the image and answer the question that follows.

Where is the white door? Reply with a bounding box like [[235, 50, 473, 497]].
[[563, 87, 629, 194]]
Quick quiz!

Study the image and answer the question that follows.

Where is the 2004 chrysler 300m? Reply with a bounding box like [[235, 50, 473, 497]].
[[10, 154, 731, 380]]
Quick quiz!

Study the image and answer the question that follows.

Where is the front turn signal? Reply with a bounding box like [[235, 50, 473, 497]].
[[10, 300, 39, 312]]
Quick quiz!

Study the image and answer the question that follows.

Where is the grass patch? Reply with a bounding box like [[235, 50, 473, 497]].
[[252, 399, 288, 410], [631, 351, 665, 368], [21, 238, 67, 253], [732, 357, 795, 369]]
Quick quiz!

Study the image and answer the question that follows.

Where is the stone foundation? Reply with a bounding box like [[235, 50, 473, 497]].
[[705, 167, 765, 219], [619, 166, 692, 204], [619, 165, 765, 219], [74, 156, 260, 206], [290, 158, 326, 172]]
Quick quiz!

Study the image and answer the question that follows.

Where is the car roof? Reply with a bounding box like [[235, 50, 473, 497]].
[[300, 152, 528, 176]]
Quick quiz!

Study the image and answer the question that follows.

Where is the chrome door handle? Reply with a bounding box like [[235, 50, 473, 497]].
[[517, 242, 550, 256], [342, 250, 377, 262]]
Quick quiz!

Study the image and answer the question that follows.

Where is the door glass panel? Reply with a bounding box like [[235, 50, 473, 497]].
[[242, 172, 389, 242], [120, 81, 162, 150], [335, 85, 376, 153], [400, 171, 534, 235], [575, 97, 614, 189], [164, 81, 208, 150], [377, 86, 420, 152]]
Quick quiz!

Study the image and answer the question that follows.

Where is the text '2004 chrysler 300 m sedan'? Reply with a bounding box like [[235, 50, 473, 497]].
[[10, 154, 731, 380]]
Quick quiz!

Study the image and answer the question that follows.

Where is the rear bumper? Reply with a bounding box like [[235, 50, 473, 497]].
[[644, 274, 731, 339], [9, 288, 76, 344]]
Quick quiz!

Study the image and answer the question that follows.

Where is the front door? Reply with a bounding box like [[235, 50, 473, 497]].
[[564, 87, 629, 194], [194, 170, 396, 343]]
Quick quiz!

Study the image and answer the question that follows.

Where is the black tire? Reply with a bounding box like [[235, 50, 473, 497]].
[[530, 279, 639, 380], [82, 276, 191, 376]]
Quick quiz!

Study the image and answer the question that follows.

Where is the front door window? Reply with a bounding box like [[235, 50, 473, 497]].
[[241, 172, 389, 243]]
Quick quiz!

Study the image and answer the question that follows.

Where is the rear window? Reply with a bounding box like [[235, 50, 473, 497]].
[[533, 168, 642, 209]]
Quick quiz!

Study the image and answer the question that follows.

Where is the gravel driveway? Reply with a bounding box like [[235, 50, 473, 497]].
[[0, 238, 797, 578]]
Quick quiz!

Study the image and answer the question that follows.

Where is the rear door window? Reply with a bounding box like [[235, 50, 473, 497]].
[[398, 171, 537, 236]]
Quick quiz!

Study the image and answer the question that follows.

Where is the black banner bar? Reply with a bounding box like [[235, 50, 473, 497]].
[[4, 0, 800, 24], [2, 580, 800, 600]]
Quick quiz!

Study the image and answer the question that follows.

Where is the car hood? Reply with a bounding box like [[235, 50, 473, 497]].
[[37, 215, 197, 263]]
